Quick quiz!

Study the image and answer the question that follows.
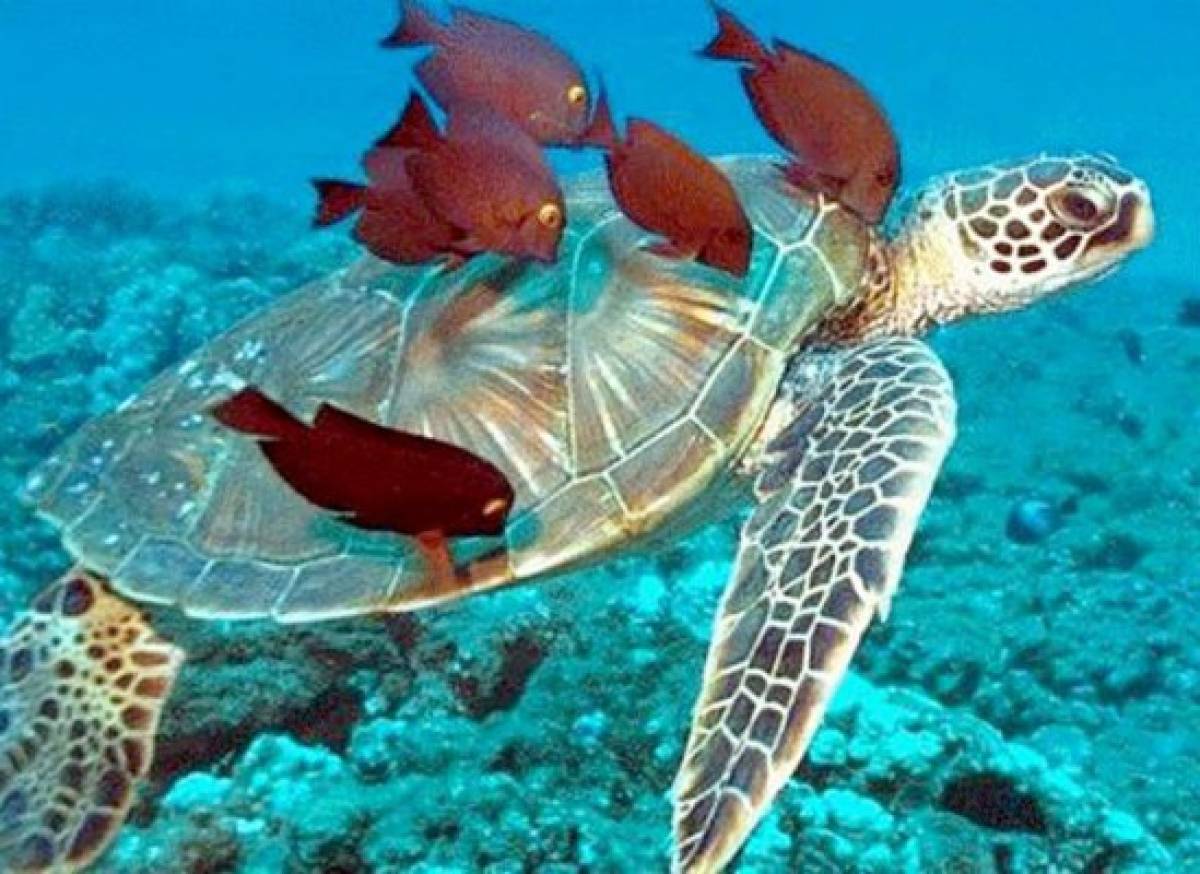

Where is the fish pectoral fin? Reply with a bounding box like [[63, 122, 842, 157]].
[[385, 540, 516, 614], [671, 339, 956, 873], [642, 239, 698, 262], [414, 531, 457, 591], [442, 228, 496, 265], [0, 570, 184, 872]]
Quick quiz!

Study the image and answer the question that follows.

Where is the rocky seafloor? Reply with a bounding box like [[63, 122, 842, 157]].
[[0, 183, 1197, 873]]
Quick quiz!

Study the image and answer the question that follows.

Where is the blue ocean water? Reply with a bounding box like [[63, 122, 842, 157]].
[[1, 1, 1198, 872], [1, 0, 1196, 274]]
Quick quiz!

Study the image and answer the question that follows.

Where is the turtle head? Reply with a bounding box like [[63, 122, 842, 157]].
[[887, 153, 1153, 334]]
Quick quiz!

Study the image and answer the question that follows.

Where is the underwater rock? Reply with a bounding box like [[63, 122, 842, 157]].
[[159, 773, 233, 814], [89, 669, 1171, 873], [939, 772, 1049, 834], [1096, 650, 1161, 702], [1072, 531, 1149, 572], [1178, 297, 1200, 327], [7, 283, 82, 366], [450, 627, 550, 720], [149, 618, 410, 785], [1116, 328, 1145, 366], [932, 469, 987, 501], [570, 710, 610, 748], [1027, 723, 1094, 773], [1005, 497, 1063, 544]]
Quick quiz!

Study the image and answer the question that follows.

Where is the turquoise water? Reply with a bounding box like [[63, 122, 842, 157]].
[[1, 1, 1197, 872], [2, 1, 1195, 271]]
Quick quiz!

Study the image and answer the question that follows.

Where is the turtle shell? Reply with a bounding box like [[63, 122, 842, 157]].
[[23, 158, 874, 621]]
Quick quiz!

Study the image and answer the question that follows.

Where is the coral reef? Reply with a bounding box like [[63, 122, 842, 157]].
[[93, 606, 1172, 873], [2, 182, 1197, 871]]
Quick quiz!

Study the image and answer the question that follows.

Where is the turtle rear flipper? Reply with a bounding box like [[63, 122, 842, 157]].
[[672, 338, 956, 873], [0, 571, 183, 872]]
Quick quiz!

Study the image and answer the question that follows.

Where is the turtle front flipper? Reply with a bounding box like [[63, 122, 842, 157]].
[[0, 571, 183, 872], [671, 338, 956, 873]]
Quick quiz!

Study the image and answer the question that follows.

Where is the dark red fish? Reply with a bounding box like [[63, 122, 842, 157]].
[[389, 95, 567, 264], [314, 94, 566, 266], [701, 5, 900, 223], [580, 93, 752, 277], [381, 0, 591, 147], [212, 387, 515, 539], [313, 96, 460, 265]]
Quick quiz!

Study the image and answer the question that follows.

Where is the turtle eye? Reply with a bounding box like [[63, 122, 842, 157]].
[[537, 202, 563, 229], [566, 84, 588, 107], [1048, 186, 1113, 230]]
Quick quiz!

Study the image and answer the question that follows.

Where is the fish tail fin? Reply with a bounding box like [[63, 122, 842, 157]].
[[700, 4, 768, 65], [380, 0, 443, 48], [312, 179, 366, 226], [376, 92, 440, 150], [211, 387, 306, 442], [0, 570, 183, 872], [578, 88, 618, 150]]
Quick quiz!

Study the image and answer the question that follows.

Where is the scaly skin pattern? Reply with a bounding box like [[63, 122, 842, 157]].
[[672, 152, 1154, 874], [673, 338, 956, 873], [0, 571, 183, 873], [821, 153, 1154, 343]]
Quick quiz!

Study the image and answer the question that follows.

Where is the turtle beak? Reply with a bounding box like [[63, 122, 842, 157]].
[[1130, 186, 1155, 250]]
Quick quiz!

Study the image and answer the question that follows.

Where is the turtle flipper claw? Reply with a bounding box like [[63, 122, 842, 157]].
[[0, 570, 183, 872]]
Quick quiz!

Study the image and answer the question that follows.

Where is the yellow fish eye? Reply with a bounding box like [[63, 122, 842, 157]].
[[566, 84, 588, 106], [537, 202, 563, 229]]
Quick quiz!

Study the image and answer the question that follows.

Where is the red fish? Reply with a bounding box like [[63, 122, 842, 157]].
[[390, 94, 567, 264], [381, 0, 591, 147], [313, 98, 460, 266], [580, 93, 753, 277], [314, 94, 566, 266], [211, 387, 515, 541], [701, 5, 900, 223]]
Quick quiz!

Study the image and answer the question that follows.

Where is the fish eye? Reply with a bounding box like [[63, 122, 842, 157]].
[[566, 84, 588, 106], [537, 202, 563, 229], [1048, 186, 1113, 230]]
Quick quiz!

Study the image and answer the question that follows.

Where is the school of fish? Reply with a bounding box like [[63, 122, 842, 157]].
[[226, 0, 901, 549]]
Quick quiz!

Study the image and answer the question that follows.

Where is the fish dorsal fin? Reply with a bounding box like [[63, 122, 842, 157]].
[[377, 93, 441, 150], [380, 0, 445, 48], [699, 4, 769, 66]]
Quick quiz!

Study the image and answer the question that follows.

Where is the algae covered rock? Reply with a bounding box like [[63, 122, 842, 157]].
[[86, 585, 1171, 873]]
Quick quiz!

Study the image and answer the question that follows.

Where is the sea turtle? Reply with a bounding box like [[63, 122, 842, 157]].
[[0, 152, 1152, 873]]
